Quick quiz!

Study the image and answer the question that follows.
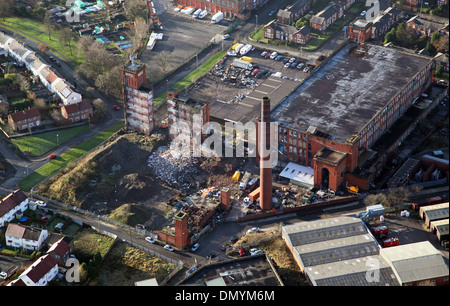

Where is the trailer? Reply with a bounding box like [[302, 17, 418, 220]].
[[382, 237, 399, 247], [240, 56, 253, 63], [0, 265, 17, 280], [234, 43, 244, 53], [249, 187, 260, 202], [233, 59, 252, 70], [232, 171, 241, 182]]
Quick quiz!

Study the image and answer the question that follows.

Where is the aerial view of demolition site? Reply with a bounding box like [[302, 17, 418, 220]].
[[0, 0, 448, 291]]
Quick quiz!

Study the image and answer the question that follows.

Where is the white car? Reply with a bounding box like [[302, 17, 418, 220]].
[[247, 227, 260, 234], [145, 236, 155, 244], [191, 243, 200, 252], [250, 248, 263, 255], [270, 51, 278, 59], [164, 245, 174, 252], [222, 34, 230, 40], [360, 10, 366, 16], [289, 57, 296, 63], [36, 201, 47, 207], [261, 51, 268, 57], [0, 272, 7, 279]]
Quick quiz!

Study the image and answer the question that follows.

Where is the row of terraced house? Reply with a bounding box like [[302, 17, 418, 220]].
[[263, 0, 355, 45]]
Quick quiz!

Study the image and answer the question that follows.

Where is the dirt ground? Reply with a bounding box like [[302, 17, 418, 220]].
[[37, 130, 246, 231]]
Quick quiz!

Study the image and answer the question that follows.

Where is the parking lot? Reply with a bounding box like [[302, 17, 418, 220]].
[[0, 254, 29, 283], [367, 213, 449, 260], [140, 10, 227, 83]]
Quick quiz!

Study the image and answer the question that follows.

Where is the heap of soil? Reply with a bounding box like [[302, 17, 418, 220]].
[[116, 173, 158, 203]]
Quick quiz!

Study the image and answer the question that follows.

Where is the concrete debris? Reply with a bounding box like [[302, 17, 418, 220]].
[[147, 145, 203, 190]]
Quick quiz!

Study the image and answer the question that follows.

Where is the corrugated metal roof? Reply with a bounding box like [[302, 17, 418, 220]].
[[380, 241, 449, 284]]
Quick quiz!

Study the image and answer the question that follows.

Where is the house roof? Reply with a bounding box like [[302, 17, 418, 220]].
[[47, 236, 71, 257], [62, 100, 92, 115], [311, 4, 338, 25], [406, 16, 443, 32], [23, 254, 58, 283], [45, 71, 59, 84], [0, 190, 27, 218], [5, 223, 43, 241], [266, 20, 305, 36], [8, 107, 41, 123]]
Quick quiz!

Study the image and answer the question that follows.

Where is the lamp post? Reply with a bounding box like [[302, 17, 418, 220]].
[[56, 134, 59, 146]]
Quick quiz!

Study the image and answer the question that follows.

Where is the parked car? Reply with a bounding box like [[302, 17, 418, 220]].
[[112, 105, 120, 110], [297, 63, 305, 69], [145, 236, 155, 244], [221, 243, 231, 251], [36, 200, 47, 207], [264, 52, 271, 58], [290, 62, 297, 68], [164, 245, 174, 252], [360, 10, 366, 16], [48, 153, 57, 159], [268, 9, 277, 16], [230, 235, 239, 243], [270, 51, 278, 59], [260, 51, 268, 57], [251, 69, 259, 76], [250, 248, 263, 255], [284, 62, 290, 68], [191, 243, 200, 252], [222, 34, 230, 40], [281, 58, 289, 64], [289, 57, 296, 63], [275, 55, 282, 61], [247, 227, 260, 234], [206, 251, 216, 259]]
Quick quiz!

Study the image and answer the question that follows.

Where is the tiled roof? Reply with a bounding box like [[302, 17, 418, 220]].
[[0, 190, 27, 218], [24, 254, 58, 283], [8, 107, 40, 123]]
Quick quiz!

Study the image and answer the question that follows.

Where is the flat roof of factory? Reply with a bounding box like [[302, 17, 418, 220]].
[[271, 42, 432, 143]]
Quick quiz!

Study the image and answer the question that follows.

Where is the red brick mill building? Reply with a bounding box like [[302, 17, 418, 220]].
[[174, 0, 270, 19], [270, 42, 437, 191]]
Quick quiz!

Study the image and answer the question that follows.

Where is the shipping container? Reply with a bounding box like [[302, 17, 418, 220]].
[[371, 225, 389, 236], [412, 196, 442, 210], [249, 187, 261, 202], [382, 237, 399, 247], [232, 171, 241, 182]]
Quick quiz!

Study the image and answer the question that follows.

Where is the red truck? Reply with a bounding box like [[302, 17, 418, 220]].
[[382, 237, 399, 247], [371, 225, 389, 237]]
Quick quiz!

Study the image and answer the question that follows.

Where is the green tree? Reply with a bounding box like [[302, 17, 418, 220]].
[[384, 28, 396, 44], [425, 41, 436, 56], [32, 6, 46, 21]]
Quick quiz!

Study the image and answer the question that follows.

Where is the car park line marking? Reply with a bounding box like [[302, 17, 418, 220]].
[[255, 90, 269, 94]]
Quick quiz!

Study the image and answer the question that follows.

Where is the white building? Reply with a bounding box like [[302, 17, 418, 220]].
[[0, 190, 29, 227], [9, 254, 58, 286], [5, 223, 49, 251]]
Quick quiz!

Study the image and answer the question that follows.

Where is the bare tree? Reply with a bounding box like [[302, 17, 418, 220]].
[[132, 17, 150, 53], [0, 0, 13, 21], [92, 98, 107, 114], [124, 0, 149, 22], [95, 66, 122, 98], [59, 27, 76, 55], [33, 98, 46, 109], [15, 74, 30, 92], [44, 12, 54, 41], [155, 51, 172, 78]]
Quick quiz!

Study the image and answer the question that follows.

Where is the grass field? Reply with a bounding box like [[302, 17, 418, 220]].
[[0, 17, 83, 66], [11, 125, 90, 157], [153, 51, 227, 107], [19, 121, 124, 192]]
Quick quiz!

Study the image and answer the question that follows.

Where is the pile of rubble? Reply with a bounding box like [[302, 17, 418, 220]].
[[147, 145, 204, 190]]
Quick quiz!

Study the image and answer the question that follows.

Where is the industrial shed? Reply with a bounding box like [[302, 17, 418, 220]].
[[419, 202, 449, 228], [380, 241, 449, 286], [281, 216, 399, 286], [430, 219, 449, 242]]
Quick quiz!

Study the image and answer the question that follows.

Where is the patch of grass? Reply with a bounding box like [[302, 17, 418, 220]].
[[11, 125, 90, 157], [0, 17, 83, 66], [73, 229, 115, 260], [19, 121, 123, 191], [109, 203, 150, 227], [97, 241, 177, 285]]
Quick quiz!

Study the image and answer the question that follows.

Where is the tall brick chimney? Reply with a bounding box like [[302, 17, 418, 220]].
[[259, 96, 273, 211]]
